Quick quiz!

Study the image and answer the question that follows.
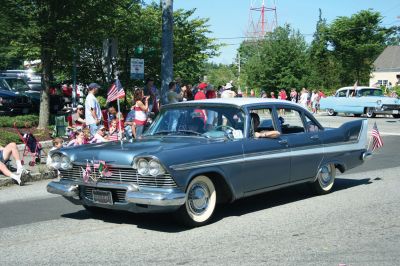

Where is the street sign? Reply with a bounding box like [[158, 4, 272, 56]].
[[130, 58, 144, 80]]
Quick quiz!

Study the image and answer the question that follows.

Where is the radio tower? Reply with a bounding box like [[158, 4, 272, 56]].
[[246, 0, 278, 39]]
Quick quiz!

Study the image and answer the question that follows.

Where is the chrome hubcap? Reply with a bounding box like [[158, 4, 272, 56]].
[[188, 182, 210, 215], [319, 165, 333, 188]]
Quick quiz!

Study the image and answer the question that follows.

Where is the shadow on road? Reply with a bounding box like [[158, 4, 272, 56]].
[[61, 177, 373, 232]]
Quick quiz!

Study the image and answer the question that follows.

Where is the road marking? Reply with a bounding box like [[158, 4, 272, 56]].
[[368, 131, 400, 136]]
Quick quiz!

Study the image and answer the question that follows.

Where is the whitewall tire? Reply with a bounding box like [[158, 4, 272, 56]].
[[311, 164, 336, 195], [177, 175, 217, 227]]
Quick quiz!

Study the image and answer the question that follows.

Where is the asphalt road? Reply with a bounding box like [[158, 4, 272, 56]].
[[0, 116, 399, 265]]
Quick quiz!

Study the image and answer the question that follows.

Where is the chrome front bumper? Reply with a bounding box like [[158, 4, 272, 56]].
[[47, 179, 186, 212]]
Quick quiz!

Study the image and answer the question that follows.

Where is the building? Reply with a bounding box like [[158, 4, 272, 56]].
[[369, 46, 400, 88]]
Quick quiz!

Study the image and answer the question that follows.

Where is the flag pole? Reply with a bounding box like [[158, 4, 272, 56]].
[[367, 135, 373, 152], [117, 96, 122, 142]]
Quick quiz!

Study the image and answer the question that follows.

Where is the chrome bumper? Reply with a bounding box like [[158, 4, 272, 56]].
[[361, 151, 373, 161], [47, 179, 186, 208]]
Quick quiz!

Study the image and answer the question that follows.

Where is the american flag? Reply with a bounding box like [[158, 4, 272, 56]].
[[106, 79, 125, 103], [371, 122, 383, 151]]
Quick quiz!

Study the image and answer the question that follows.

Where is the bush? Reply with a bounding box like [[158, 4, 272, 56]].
[[0, 115, 39, 128], [0, 131, 21, 146]]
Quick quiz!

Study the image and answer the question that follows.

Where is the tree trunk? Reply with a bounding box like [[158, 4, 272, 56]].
[[38, 46, 52, 129], [160, 0, 174, 105]]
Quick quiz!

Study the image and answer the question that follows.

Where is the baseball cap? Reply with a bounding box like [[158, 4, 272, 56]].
[[198, 82, 208, 90], [77, 104, 84, 109], [88, 83, 100, 90]]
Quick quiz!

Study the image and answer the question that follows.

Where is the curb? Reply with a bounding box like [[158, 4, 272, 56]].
[[0, 170, 56, 188]]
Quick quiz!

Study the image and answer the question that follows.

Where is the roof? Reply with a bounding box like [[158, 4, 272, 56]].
[[373, 46, 400, 72], [337, 86, 378, 91], [171, 97, 306, 110]]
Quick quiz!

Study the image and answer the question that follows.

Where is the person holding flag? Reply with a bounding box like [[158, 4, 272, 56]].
[[106, 78, 125, 141]]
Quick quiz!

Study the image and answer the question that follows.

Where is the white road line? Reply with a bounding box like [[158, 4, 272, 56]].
[[368, 131, 400, 136]]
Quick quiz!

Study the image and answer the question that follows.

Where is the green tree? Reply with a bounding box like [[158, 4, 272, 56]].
[[328, 10, 388, 85], [240, 25, 309, 93], [205, 63, 236, 88]]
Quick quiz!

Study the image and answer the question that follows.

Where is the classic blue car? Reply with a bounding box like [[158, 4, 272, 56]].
[[320, 86, 400, 118], [47, 98, 370, 226]]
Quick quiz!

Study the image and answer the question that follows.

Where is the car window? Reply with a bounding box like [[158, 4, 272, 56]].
[[277, 108, 305, 134], [304, 115, 321, 132], [5, 79, 30, 92], [348, 90, 355, 97], [337, 90, 347, 97], [0, 79, 11, 91], [248, 108, 275, 137], [146, 106, 245, 139]]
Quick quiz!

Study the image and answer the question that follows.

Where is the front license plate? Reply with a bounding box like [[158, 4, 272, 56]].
[[393, 110, 399, 114], [92, 190, 113, 205]]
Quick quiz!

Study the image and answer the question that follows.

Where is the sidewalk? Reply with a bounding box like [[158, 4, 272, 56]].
[[0, 140, 55, 188]]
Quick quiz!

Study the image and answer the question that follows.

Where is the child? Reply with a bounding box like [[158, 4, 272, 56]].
[[46, 137, 64, 167], [108, 119, 120, 141], [67, 130, 86, 147], [124, 109, 136, 141], [133, 88, 149, 138]]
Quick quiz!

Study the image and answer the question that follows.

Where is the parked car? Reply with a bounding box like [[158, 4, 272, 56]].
[[0, 69, 42, 91], [320, 86, 400, 118], [47, 98, 370, 227], [0, 78, 33, 115]]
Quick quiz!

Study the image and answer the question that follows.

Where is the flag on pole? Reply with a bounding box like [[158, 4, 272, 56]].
[[371, 122, 383, 151], [82, 161, 91, 183], [106, 79, 125, 103]]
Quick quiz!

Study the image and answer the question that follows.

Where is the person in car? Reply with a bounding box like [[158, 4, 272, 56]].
[[250, 113, 281, 139]]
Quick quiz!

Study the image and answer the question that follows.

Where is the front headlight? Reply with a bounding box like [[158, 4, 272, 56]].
[[137, 158, 149, 175], [60, 156, 72, 170], [51, 154, 62, 169], [149, 160, 166, 176]]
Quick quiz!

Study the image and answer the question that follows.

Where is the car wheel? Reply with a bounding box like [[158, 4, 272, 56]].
[[176, 175, 217, 227], [311, 164, 336, 195], [327, 109, 337, 116], [365, 108, 376, 118], [393, 114, 400, 119]]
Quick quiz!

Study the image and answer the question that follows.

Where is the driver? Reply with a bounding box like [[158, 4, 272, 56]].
[[250, 113, 281, 139]]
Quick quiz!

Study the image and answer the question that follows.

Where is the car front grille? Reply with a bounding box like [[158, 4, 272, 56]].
[[81, 186, 126, 203], [382, 104, 400, 110], [59, 165, 178, 188]]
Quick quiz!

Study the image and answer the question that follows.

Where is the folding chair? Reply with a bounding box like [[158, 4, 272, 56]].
[[54, 116, 69, 137]]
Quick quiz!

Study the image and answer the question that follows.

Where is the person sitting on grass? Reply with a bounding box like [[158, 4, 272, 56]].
[[0, 142, 27, 185]]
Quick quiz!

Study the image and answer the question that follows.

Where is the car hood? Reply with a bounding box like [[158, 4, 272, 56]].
[[0, 89, 17, 98], [60, 137, 217, 166]]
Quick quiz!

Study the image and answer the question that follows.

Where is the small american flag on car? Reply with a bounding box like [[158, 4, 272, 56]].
[[370, 122, 383, 151], [106, 79, 125, 103]]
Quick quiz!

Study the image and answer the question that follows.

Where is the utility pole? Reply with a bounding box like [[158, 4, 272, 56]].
[[161, 0, 173, 105], [72, 48, 77, 108]]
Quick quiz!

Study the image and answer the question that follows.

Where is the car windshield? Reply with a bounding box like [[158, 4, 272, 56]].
[[144, 105, 246, 139], [0, 79, 11, 91], [5, 78, 30, 92]]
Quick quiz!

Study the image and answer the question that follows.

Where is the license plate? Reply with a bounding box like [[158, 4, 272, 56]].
[[393, 110, 399, 114], [92, 190, 113, 205]]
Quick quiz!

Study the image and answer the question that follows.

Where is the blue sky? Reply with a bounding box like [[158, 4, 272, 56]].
[[170, 0, 400, 64]]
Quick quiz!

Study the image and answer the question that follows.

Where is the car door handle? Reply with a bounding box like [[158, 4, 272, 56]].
[[278, 139, 288, 145], [310, 135, 319, 140]]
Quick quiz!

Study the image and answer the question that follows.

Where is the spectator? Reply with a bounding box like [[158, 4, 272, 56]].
[[250, 89, 255, 97], [167, 81, 181, 104], [47, 137, 64, 166], [194, 82, 208, 100], [279, 89, 287, 101], [85, 83, 102, 137], [299, 88, 308, 108], [133, 88, 149, 138], [221, 83, 236, 98], [67, 130, 86, 147], [0, 143, 26, 185], [270, 92, 276, 99], [107, 105, 123, 127], [89, 126, 109, 143], [290, 88, 298, 103], [260, 90, 267, 98], [144, 78, 160, 115], [108, 119, 120, 141], [71, 104, 86, 128], [181, 83, 194, 101], [124, 109, 136, 141], [311, 90, 319, 114], [175, 77, 182, 94]]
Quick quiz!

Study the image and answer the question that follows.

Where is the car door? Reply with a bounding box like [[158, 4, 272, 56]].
[[276, 106, 324, 182], [242, 107, 291, 193]]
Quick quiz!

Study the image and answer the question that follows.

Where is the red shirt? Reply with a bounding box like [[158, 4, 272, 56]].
[[194, 90, 206, 100], [279, 91, 287, 100]]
